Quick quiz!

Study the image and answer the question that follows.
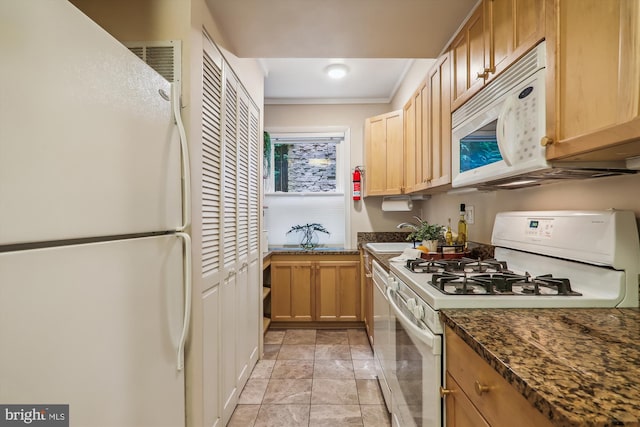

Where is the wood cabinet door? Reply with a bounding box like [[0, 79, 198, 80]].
[[271, 261, 314, 321], [451, 5, 485, 111], [315, 261, 361, 322], [365, 110, 403, 196], [364, 115, 388, 195], [429, 53, 452, 189], [444, 373, 490, 427], [486, 0, 545, 82], [403, 96, 417, 192], [546, 0, 640, 161], [385, 111, 405, 194]]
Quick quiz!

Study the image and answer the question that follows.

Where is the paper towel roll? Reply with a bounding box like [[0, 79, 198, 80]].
[[381, 197, 413, 211]]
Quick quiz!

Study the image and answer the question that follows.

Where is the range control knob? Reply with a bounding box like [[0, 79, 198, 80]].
[[412, 305, 425, 320], [407, 298, 417, 310], [389, 279, 400, 291]]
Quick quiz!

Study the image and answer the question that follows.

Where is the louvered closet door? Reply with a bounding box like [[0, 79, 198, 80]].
[[248, 103, 260, 258], [201, 37, 223, 427], [221, 65, 240, 424], [237, 90, 250, 261]]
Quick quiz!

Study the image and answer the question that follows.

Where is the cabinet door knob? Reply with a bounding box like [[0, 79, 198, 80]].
[[540, 136, 554, 147], [474, 381, 491, 395], [439, 386, 454, 397], [476, 71, 488, 80]]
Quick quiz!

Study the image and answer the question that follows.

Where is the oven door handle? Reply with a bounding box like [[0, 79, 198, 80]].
[[387, 288, 441, 355]]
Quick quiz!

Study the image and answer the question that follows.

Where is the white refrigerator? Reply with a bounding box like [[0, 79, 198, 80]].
[[0, 2, 190, 426]]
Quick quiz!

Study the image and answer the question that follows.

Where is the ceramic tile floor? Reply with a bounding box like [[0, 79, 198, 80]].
[[227, 328, 392, 427]]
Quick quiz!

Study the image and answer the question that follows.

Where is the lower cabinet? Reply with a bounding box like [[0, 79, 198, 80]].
[[271, 254, 361, 323], [444, 327, 553, 427]]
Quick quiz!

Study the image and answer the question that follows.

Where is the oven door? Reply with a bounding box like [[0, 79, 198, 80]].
[[387, 286, 442, 427]]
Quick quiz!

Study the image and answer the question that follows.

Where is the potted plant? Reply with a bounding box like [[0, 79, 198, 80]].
[[287, 223, 330, 249], [405, 216, 445, 252]]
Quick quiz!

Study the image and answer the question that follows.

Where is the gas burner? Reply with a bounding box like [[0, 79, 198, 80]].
[[429, 271, 582, 296], [405, 257, 509, 274]]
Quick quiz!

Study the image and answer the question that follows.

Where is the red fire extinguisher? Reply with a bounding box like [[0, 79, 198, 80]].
[[352, 167, 362, 201]]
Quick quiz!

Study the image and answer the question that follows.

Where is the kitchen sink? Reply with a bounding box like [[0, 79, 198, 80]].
[[365, 242, 415, 253]]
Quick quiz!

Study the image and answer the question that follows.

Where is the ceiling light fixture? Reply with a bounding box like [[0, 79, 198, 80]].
[[325, 63, 349, 79]]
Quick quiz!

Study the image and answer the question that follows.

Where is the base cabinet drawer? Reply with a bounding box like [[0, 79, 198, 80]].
[[444, 327, 553, 427]]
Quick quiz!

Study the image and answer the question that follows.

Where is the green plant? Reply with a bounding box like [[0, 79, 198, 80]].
[[263, 131, 272, 179], [405, 216, 445, 242], [287, 223, 330, 249]]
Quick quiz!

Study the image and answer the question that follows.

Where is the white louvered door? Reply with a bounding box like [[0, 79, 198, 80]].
[[221, 65, 239, 423], [201, 38, 223, 427], [198, 33, 261, 427]]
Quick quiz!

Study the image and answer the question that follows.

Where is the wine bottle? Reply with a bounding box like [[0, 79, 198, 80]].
[[456, 204, 467, 246]]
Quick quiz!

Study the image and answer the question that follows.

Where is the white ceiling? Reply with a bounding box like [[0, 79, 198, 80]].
[[205, 0, 478, 104]]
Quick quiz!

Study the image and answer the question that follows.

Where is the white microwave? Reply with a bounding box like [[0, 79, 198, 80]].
[[451, 42, 547, 188]]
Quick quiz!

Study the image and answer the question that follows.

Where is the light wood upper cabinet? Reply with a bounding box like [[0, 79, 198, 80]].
[[402, 52, 453, 194], [404, 85, 425, 193], [451, 0, 545, 111], [452, 5, 486, 110], [545, 0, 640, 162], [426, 53, 453, 189], [364, 110, 404, 196]]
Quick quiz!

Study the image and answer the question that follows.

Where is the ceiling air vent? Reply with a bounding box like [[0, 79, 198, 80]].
[[125, 40, 181, 84]]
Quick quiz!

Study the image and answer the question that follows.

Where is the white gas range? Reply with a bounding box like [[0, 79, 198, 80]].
[[383, 210, 640, 427]]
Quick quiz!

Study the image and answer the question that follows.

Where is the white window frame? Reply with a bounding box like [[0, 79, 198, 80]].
[[265, 130, 346, 195]]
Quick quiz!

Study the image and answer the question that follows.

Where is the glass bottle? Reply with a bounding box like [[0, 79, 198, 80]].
[[456, 204, 467, 246], [445, 218, 453, 245]]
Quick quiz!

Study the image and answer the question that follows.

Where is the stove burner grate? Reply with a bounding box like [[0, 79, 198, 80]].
[[429, 271, 582, 296]]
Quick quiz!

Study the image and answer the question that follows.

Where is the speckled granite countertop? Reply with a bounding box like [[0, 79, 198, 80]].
[[441, 308, 640, 427], [263, 247, 359, 258]]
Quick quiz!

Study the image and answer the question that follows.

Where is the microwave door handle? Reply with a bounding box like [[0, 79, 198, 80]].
[[496, 95, 515, 166]]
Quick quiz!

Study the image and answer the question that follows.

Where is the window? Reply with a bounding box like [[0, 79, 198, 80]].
[[268, 133, 344, 193]]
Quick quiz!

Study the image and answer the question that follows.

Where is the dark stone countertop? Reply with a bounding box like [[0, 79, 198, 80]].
[[440, 308, 640, 427]]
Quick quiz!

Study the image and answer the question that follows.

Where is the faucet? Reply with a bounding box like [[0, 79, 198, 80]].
[[396, 222, 417, 231]]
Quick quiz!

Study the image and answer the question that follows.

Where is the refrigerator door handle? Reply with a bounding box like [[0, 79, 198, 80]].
[[176, 232, 192, 371], [172, 83, 191, 232]]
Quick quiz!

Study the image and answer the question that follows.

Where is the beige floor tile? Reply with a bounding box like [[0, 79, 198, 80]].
[[254, 404, 310, 427], [262, 344, 281, 360], [227, 404, 260, 427], [311, 378, 359, 405], [315, 344, 352, 360], [262, 379, 312, 404], [271, 359, 314, 379], [250, 359, 276, 379], [313, 359, 354, 379], [348, 329, 370, 345], [238, 378, 269, 404], [309, 404, 363, 426], [264, 330, 286, 345], [360, 405, 391, 427], [283, 329, 317, 344], [353, 359, 378, 380], [316, 329, 349, 345], [356, 379, 384, 405], [350, 345, 374, 360], [278, 344, 316, 360]]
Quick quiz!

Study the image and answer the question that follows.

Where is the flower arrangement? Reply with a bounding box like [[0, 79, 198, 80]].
[[287, 223, 330, 249]]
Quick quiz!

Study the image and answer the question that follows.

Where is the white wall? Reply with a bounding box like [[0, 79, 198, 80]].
[[420, 173, 640, 244], [265, 103, 423, 248]]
